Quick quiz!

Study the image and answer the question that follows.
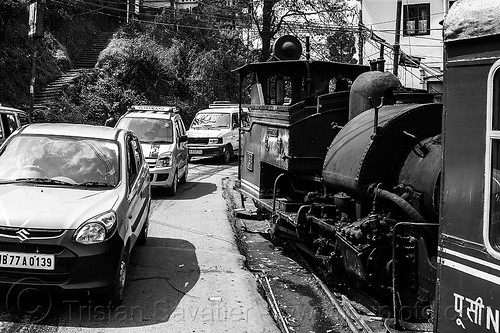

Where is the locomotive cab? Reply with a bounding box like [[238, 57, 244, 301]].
[[235, 36, 369, 200]]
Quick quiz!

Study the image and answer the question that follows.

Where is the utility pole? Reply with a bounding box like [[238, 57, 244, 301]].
[[28, 0, 44, 118], [393, 0, 402, 77], [358, 0, 363, 65], [126, 0, 130, 23]]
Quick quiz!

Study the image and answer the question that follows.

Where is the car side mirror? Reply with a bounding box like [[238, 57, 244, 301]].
[[179, 135, 188, 143]]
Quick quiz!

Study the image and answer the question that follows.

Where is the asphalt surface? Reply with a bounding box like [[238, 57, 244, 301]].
[[0, 158, 279, 333]]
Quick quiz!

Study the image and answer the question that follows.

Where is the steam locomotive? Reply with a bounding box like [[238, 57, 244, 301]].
[[234, 1, 500, 332]]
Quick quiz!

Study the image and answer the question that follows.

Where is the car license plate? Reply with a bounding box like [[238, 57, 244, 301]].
[[189, 150, 202, 155], [0, 251, 55, 270]]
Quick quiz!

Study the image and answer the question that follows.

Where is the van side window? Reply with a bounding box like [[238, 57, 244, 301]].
[[0, 114, 16, 138], [176, 119, 185, 136], [19, 115, 29, 126], [127, 137, 139, 187], [232, 113, 239, 129], [5, 114, 17, 134]]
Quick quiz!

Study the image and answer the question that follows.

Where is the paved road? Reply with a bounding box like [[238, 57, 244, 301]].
[[0, 159, 279, 333]]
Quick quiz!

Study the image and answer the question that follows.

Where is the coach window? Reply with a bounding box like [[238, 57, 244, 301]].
[[485, 59, 500, 256]]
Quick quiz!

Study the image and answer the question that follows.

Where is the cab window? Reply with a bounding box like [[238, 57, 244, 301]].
[[486, 60, 500, 254], [268, 75, 292, 105]]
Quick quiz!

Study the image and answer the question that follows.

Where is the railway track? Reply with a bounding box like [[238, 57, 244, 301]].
[[248, 238, 387, 333], [288, 241, 384, 333]]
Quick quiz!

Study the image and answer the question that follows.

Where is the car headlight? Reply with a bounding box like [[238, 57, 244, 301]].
[[74, 211, 117, 244], [156, 152, 172, 167], [208, 138, 222, 144]]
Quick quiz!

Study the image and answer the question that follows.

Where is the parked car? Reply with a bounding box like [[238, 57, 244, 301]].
[[186, 101, 243, 163], [0, 104, 30, 145], [0, 123, 151, 306], [115, 105, 188, 196]]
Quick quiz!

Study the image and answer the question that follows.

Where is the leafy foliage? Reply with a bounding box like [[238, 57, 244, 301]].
[[53, 14, 251, 125], [250, 0, 357, 62], [0, 0, 119, 109]]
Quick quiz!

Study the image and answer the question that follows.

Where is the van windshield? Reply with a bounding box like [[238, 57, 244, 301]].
[[190, 113, 230, 130], [117, 117, 174, 144]]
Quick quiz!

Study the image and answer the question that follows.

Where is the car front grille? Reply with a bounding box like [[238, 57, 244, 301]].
[[0, 226, 65, 240], [188, 137, 209, 144], [0, 243, 65, 255]]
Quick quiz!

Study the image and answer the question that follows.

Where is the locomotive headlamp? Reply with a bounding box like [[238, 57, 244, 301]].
[[272, 35, 302, 60]]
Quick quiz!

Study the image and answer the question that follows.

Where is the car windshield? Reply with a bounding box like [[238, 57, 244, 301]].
[[0, 135, 120, 187], [190, 113, 230, 130], [117, 117, 173, 143]]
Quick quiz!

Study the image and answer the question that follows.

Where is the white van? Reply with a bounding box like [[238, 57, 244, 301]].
[[186, 102, 242, 163], [115, 105, 188, 196], [0, 105, 31, 145]]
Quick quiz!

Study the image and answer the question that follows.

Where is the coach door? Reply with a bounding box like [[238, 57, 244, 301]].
[[437, 57, 500, 333]]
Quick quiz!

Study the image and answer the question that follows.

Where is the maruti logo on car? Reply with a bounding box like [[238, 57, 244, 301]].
[[16, 229, 30, 242]]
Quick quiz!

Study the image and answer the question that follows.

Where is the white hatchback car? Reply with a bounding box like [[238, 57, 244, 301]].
[[186, 102, 242, 163], [116, 106, 188, 196]]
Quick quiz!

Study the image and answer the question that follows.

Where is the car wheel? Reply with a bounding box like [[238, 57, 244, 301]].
[[221, 145, 232, 164], [167, 171, 178, 196], [104, 248, 128, 307], [179, 162, 188, 184], [137, 216, 149, 246]]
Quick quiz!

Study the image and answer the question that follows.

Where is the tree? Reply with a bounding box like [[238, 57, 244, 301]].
[[248, 0, 356, 62], [0, 0, 29, 44], [327, 29, 357, 64]]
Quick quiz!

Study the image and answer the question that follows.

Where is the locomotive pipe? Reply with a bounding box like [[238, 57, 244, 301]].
[[272, 173, 288, 223], [373, 188, 426, 223], [369, 96, 384, 138], [392, 222, 438, 329]]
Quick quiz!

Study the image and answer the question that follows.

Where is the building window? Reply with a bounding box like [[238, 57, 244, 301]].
[[403, 3, 430, 36], [485, 60, 500, 258]]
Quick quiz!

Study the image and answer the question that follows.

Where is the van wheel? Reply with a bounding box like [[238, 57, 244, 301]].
[[167, 171, 178, 196], [179, 163, 188, 184], [221, 145, 232, 164]]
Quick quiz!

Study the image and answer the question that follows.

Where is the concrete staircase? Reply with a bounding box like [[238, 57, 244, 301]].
[[34, 31, 114, 107]]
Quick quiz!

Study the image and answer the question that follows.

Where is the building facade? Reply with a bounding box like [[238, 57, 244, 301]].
[[361, 0, 454, 94]]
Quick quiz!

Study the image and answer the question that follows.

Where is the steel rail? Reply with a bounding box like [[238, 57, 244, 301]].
[[289, 241, 375, 333]]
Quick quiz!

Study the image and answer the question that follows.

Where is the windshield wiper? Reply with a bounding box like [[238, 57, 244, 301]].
[[151, 140, 172, 144], [15, 178, 76, 186], [77, 181, 114, 188]]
